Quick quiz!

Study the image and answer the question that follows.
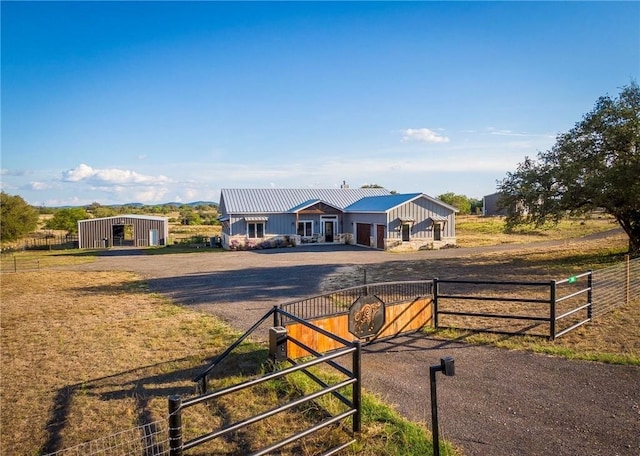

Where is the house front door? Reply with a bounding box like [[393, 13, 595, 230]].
[[324, 221, 334, 242]]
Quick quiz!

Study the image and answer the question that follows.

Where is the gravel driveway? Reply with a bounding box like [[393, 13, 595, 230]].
[[71, 235, 639, 455]]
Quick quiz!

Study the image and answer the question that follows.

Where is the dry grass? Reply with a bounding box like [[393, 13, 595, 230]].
[[0, 271, 243, 455], [455, 214, 618, 247]]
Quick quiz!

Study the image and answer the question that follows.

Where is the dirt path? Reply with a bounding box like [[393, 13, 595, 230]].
[[67, 230, 640, 455]]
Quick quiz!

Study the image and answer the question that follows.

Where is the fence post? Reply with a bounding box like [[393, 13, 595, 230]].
[[433, 278, 439, 329], [626, 254, 630, 306], [168, 395, 183, 456], [273, 305, 280, 328], [549, 280, 556, 340], [14, 257, 17, 273], [352, 340, 362, 434], [587, 270, 593, 320]]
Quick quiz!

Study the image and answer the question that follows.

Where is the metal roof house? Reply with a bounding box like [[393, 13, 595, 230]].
[[78, 215, 169, 249], [219, 188, 458, 251]]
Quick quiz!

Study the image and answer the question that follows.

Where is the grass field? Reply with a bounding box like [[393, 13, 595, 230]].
[[0, 216, 636, 455]]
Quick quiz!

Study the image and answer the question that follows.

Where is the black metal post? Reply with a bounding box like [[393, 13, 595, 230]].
[[433, 278, 439, 328], [273, 305, 280, 328], [550, 280, 556, 340], [352, 340, 362, 433], [168, 395, 183, 456], [430, 356, 455, 456]]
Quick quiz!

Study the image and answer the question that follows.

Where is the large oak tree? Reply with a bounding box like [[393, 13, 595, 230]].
[[498, 82, 640, 254]]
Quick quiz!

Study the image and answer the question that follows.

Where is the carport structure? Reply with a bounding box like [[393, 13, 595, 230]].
[[78, 215, 169, 248]]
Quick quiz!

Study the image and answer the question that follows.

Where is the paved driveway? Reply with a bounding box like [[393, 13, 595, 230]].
[[71, 237, 639, 455]]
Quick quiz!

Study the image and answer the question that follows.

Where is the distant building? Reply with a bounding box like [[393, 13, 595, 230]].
[[482, 192, 507, 216], [78, 215, 168, 248]]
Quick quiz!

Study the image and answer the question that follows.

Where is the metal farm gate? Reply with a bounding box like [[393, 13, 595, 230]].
[[277, 280, 434, 357]]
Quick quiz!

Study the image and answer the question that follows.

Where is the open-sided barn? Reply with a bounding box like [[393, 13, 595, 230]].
[[78, 215, 169, 249]]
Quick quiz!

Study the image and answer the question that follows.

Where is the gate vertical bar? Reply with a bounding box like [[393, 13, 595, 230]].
[[587, 270, 593, 320], [352, 340, 362, 433], [433, 278, 439, 329], [549, 280, 556, 340], [168, 395, 183, 456]]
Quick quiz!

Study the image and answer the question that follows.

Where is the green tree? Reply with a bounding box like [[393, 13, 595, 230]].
[[0, 192, 39, 242], [437, 192, 471, 214], [469, 198, 483, 215], [361, 184, 397, 194], [179, 207, 201, 225], [45, 207, 88, 235], [498, 82, 640, 254]]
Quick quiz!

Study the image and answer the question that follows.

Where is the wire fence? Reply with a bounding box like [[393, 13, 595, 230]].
[[42, 421, 169, 456], [591, 255, 639, 318]]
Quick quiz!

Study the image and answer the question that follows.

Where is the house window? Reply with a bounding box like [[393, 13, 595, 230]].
[[297, 221, 313, 236], [402, 224, 411, 242], [248, 222, 265, 238]]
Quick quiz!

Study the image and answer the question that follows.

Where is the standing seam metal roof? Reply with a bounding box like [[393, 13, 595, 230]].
[[220, 188, 392, 213], [344, 193, 423, 212]]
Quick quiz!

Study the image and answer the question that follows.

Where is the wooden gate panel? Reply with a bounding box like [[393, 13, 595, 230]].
[[286, 297, 432, 359]]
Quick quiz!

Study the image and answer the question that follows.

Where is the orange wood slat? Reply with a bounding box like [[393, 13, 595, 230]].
[[285, 298, 432, 359]]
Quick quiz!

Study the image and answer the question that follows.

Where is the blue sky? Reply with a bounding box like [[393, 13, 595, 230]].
[[2, 1, 638, 207]]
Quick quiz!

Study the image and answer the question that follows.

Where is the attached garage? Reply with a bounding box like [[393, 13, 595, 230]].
[[356, 223, 371, 247], [78, 215, 169, 249]]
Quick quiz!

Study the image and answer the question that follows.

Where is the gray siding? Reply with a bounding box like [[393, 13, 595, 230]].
[[78, 215, 168, 248], [483, 192, 506, 216], [387, 198, 455, 240]]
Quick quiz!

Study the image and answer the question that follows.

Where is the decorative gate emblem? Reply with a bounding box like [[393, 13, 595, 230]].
[[348, 295, 385, 338]]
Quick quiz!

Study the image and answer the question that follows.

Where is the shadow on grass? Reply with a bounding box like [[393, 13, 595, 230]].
[[39, 348, 269, 454]]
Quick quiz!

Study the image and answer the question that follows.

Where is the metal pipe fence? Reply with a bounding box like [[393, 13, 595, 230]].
[[174, 306, 361, 456], [433, 273, 596, 340]]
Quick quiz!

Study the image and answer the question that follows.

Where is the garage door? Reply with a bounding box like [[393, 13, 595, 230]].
[[356, 223, 371, 246]]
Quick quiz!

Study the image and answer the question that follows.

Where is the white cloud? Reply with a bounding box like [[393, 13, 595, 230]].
[[62, 163, 171, 185], [28, 181, 52, 190], [401, 128, 450, 144], [133, 187, 170, 202]]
